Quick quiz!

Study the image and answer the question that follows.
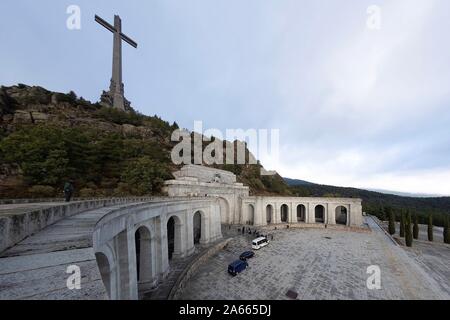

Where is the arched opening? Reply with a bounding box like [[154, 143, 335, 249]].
[[167, 216, 182, 261], [218, 197, 230, 225], [135, 226, 153, 290], [95, 252, 111, 298], [297, 204, 306, 222], [266, 205, 273, 224], [335, 206, 348, 225], [315, 205, 325, 223], [248, 204, 255, 225], [193, 211, 202, 244], [281, 204, 289, 223]]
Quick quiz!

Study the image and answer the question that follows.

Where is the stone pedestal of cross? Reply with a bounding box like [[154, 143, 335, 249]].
[[95, 15, 137, 111]]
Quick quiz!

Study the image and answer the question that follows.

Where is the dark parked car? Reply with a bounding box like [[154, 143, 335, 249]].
[[239, 251, 255, 261], [228, 260, 248, 276]]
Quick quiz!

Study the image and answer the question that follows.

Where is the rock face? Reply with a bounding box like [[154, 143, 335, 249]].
[[0, 84, 143, 136]]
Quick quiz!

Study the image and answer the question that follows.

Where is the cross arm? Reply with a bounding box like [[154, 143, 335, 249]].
[[120, 33, 138, 48], [95, 15, 116, 33]]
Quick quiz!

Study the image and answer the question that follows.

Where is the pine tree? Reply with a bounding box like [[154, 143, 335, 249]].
[[405, 210, 413, 247], [444, 215, 450, 244], [388, 207, 396, 235], [413, 213, 419, 240], [400, 210, 405, 238], [427, 213, 433, 242]]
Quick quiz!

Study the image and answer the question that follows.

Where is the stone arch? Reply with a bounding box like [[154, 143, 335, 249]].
[[247, 204, 255, 225], [218, 197, 231, 224], [193, 210, 204, 245], [266, 204, 273, 224], [335, 206, 348, 225], [134, 226, 153, 292], [95, 252, 112, 298], [167, 215, 182, 260], [315, 205, 325, 223], [281, 204, 289, 223], [297, 204, 306, 222]]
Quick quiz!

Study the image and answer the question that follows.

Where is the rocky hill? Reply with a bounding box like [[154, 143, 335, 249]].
[[0, 84, 290, 198]]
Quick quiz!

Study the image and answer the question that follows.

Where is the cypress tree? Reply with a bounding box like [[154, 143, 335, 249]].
[[427, 213, 433, 242], [405, 210, 413, 247], [388, 207, 395, 235], [400, 210, 405, 238], [413, 213, 419, 240], [444, 215, 450, 244], [380, 205, 386, 221]]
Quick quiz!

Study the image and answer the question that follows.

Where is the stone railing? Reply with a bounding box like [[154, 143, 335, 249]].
[[0, 197, 154, 253], [0, 197, 116, 205], [369, 215, 399, 246]]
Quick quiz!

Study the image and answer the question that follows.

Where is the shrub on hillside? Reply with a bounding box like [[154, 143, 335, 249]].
[[28, 185, 55, 198], [79, 188, 96, 198], [121, 157, 172, 196]]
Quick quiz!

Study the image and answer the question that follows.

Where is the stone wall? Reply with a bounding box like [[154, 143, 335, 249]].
[[173, 165, 237, 184], [168, 238, 232, 300]]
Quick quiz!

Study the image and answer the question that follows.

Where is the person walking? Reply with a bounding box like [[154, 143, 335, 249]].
[[63, 181, 74, 202]]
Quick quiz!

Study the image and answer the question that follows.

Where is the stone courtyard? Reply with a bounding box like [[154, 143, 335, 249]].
[[179, 217, 450, 300]]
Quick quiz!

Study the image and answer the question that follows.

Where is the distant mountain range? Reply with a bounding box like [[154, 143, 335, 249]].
[[365, 188, 446, 198], [284, 178, 446, 198]]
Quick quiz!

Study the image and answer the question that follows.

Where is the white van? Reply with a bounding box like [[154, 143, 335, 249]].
[[252, 237, 269, 250]]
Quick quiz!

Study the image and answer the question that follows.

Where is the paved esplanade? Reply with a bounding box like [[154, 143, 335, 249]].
[[179, 217, 449, 300]]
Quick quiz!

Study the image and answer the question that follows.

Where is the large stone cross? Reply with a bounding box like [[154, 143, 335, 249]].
[[95, 15, 137, 111]]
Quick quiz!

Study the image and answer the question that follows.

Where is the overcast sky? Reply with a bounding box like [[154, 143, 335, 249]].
[[1, 0, 449, 195]]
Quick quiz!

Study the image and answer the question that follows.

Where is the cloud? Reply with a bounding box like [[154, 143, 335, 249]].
[[263, 0, 450, 194], [1, 0, 449, 194]]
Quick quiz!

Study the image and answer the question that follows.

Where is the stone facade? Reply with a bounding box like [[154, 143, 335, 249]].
[[92, 166, 361, 299], [165, 165, 363, 228], [164, 165, 249, 225]]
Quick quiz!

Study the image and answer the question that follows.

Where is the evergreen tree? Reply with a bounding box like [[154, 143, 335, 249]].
[[413, 213, 419, 240], [380, 205, 386, 221], [405, 210, 413, 247], [427, 213, 433, 242], [388, 207, 396, 235], [400, 210, 405, 238], [444, 215, 450, 244]]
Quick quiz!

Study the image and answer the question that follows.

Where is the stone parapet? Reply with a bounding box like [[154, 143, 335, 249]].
[[0, 197, 154, 253]]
